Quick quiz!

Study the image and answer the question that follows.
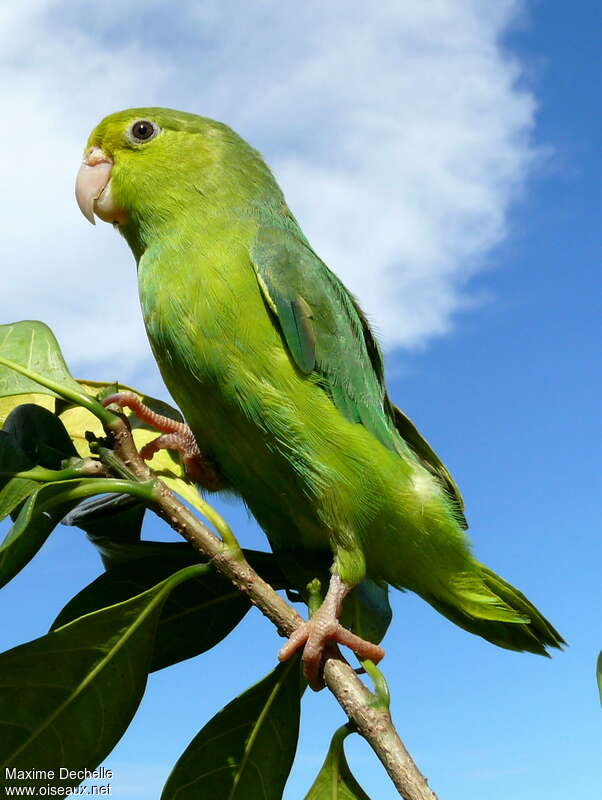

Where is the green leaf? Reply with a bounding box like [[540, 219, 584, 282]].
[[83, 530, 197, 570], [304, 726, 372, 800], [0, 404, 82, 523], [0, 392, 55, 428], [63, 496, 291, 589], [3, 403, 78, 468], [0, 482, 75, 589], [62, 493, 147, 569], [597, 651, 602, 705], [52, 557, 251, 672], [0, 472, 39, 521], [0, 564, 204, 789], [0, 430, 38, 521], [51, 547, 293, 671], [0, 320, 83, 400], [162, 657, 304, 800], [0, 478, 155, 589], [0, 429, 34, 475], [0, 320, 200, 503]]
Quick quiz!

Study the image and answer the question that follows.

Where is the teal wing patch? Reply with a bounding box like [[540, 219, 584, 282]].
[[250, 226, 397, 452], [250, 226, 466, 525]]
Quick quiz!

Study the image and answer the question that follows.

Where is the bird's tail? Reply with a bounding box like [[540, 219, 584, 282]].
[[424, 562, 565, 655]]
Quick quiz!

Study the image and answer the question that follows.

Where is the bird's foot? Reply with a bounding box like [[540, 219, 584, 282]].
[[278, 574, 385, 690], [102, 391, 226, 491]]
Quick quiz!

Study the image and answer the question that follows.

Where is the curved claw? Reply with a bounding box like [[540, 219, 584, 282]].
[[101, 391, 226, 490]]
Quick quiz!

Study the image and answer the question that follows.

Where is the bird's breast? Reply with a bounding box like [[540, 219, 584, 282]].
[[136, 233, 289, 445]]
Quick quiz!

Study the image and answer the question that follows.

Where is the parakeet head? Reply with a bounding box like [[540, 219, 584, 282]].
[[75, 107, 282, 256]]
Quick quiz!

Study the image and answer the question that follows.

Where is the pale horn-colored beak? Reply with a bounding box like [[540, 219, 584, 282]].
[[75, 147, 126, 225]]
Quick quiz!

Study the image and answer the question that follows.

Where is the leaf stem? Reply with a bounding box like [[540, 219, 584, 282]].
[[329, 724, 353, 793], [3, 460, 106, 483], [188, 493, 241, 554], [0, 356, 114, 425], [361, 659, 391, 710], [97, 445, 141, 482], [39, 479, 156, 512]]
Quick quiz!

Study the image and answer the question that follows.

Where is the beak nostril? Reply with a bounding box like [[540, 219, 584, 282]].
[[83, 146, 113, 168]]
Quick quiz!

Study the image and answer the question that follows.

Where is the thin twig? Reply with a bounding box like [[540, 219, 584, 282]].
[[104, 413, 437, 800]]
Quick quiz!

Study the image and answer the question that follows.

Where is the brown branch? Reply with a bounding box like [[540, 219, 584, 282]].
[[105, 413, 437, 800]]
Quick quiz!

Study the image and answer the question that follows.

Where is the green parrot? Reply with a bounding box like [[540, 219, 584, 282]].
[[76, 108, 564, 688]]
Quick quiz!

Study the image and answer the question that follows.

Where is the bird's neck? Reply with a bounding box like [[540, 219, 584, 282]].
[[120, 193, 301, 266]]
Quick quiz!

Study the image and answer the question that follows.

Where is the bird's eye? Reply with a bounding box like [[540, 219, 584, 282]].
[[129, 120, 159, 143]]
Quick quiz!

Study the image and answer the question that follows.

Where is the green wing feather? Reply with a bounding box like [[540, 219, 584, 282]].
[[347, 288, 466, 523], [251, 226, 396, 452], [250, 225, 465, 521], [389, 404, 466, 526]]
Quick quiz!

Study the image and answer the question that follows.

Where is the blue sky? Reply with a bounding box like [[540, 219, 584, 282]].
[[0, 1, 600, 798]]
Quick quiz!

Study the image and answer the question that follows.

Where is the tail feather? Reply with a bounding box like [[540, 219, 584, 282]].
[[425, 562, 565, 656]]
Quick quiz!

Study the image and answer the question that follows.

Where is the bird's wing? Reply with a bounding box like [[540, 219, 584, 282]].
[[250, 225, 466, 521], [389, 404, 466, 525], [250, 225, 398, 452]]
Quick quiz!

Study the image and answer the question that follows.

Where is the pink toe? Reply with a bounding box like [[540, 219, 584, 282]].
[[278, 626, 309, 662]]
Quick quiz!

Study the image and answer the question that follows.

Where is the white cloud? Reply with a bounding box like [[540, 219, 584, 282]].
[[0, 0, 536, 386]]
